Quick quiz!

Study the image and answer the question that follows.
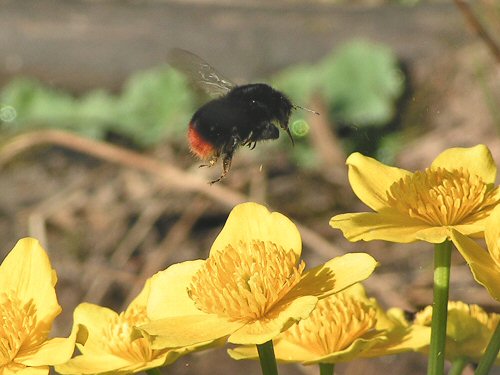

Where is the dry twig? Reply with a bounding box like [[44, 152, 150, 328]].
[[0, 130, 343, 258], [453, 0, 500, 64]]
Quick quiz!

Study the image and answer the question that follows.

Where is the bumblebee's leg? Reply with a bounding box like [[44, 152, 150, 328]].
[[199, 155, 218, 168], [209, 136, 238, 184], [242, 131, 254, 147], [209, 153, 233, 184]]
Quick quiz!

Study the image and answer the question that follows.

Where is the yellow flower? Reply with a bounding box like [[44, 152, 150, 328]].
[[450, 204, 500, 301], [330, 145, 500, 243], [228, 284, 430, 364], [414, 301, 499, 363], [138, 202, 377, 348], [0, 238, 76, 374], [56, 278, 209, 375]]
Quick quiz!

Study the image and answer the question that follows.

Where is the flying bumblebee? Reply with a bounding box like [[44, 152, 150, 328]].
[[168, 48, 317, 184]]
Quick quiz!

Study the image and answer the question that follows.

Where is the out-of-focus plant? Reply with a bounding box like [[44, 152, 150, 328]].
[[320, 40, 404, 127], [273, 39, 405, 164], [1, 41, 403, 163], [115, 67, 194, 145], [0, 67, 194, 147]]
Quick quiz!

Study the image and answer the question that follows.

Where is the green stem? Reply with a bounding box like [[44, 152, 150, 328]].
[[448, 357, 468, 375], [427, 240, 452, 375], [475, 321, 500, 375], [257, 340, 279, 375], [146, 368, 162, 375], [319, 363, 335, 375]]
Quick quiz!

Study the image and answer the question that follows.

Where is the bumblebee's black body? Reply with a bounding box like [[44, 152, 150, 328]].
[[191, 83, 293, 154], [169, 48, 298, 183]]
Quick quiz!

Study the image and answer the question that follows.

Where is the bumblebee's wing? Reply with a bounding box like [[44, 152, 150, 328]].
[[167, 48, 236, 97]]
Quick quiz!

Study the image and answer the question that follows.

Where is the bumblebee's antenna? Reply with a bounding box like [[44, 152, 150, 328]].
[[284, 127, 295, 146], [293, 104, 320, 115]]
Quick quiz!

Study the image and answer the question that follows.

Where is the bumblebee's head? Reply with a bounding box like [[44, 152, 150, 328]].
[[271, 91, 319, 146], [271, 92, 294, 145], [260, 123, 280, 140]]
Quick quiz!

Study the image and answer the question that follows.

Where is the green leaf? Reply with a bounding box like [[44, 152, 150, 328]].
[[115, 66, 195, 146], [320, 40, 404, 127], [0, 67, 195, 146]]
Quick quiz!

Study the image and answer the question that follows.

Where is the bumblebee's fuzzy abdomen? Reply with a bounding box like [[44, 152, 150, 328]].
[[190, 98, 252, 145], [188, 121, 216, 160]]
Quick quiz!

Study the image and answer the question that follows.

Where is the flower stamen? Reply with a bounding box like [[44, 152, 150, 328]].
[[0, 292, 44, 368], [387, 167, 499, 225], [103, 305, 160, 362], [281, 294, 377, 356], [188, 240, 305, 322]]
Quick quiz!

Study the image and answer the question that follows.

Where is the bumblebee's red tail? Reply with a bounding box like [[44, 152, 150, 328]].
[[188, 122, 215, 160]]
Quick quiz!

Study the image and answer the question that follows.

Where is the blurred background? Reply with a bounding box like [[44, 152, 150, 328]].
[[0, 0, 499, 374]]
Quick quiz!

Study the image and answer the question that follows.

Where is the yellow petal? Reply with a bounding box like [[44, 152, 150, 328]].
[[363, 327, 431, 358], [230, 336, 385, 364], [57, 350, 183, 375], [302, 336, 385, 364], [139, 314, 242, 349], [272, 339, 322, 362], [285, 253, 378, 301], [210, 202, 302, 258], [0, 238, 61, 323], [128, 277, 151, 310], [331, 212, 431, 243], [69, 303, 119, 353], [414, 226, 452, 243], [450, 229, 500, 301], [345, 152, 412, 212], [147, 260, 205, 320], [118, 353, 184, 374], [485, 204, 500, 269], [322, 253, 378, 294], [229, 340, 317, 362], [228, 296, 318, 345], [56, 352, 132, 374], [287, 253, 378, 298], [3, 366, 48, 375], [17, 334, 76, 367], [363, 308, 431, 357], [228, 345, 261, 361], [431, 145, 497, 184]]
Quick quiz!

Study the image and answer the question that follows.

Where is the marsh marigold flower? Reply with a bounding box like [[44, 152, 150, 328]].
[[330, 145, 500, 244], [138, 202, 377, 348], [414, 301, 499, 364], [56, 279, 212, 375], [228, 283, 430, 364], [0, 238, 76, 374], [450, 204, 500, 301]]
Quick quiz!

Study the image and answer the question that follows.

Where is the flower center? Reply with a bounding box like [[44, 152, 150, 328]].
[[386, 167, 499, 225], [188, 240, 305, 322], [415, 301, 499, 330], [0, 292, 45, 369], [104, 305, 159, 362], [281, 294, 377, 356]]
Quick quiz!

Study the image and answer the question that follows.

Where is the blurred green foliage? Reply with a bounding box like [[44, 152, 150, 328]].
[[0, 40, 405, 163], [274, 40, 405, 162], [0, 67, 194, 147], [274, 40, 404, 127]]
